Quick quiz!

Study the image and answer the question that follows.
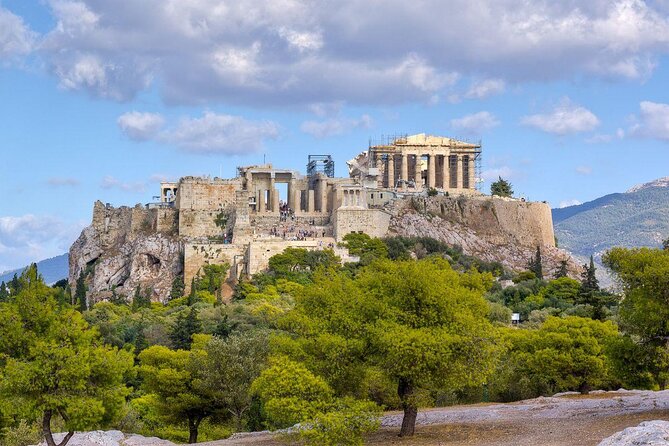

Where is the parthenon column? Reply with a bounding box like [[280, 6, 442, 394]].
[[456, 155, 464, 189], [319, 178, 328, 212], [387, 155, 395, 188], [257, 189, 265, 213], [269, 177, 276, 212], [427, 154, 436, 188], [414, 154, 422, 188], [442, 154, 450, 189], [308, 190, 315, 213], [469, 156, 476, 191], [400, 154, 408, 186]]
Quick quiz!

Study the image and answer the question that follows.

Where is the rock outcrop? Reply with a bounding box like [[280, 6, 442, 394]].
[[69, 201, 182, 303], [34, 431, 176, 446], [387, 195, 581, 277], [598, 420, 669, 446]]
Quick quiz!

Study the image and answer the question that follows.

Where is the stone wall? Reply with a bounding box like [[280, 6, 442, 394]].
[[176, 178, 240, 210], [183, 243, 245, 292], [333, 208, 392, 241], [155, 207, 178, 235], [247, 239, 336, 275]]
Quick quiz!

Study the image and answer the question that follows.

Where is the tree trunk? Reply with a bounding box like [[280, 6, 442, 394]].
[[43, 410, 74, 446], [188, 415, 203, 444], [398, 378, 418, 437]]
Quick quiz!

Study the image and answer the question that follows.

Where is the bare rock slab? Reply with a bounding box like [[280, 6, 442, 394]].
[[598, 420, 669, 446], [34, 431, 177, 446]]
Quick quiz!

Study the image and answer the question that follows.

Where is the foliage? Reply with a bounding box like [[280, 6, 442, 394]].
[[169, 307, 202, 350], [555, 260, 569, 279], [170, 276, 185, 301], [0, 271, 133, 446], [426, 187, 438, 197], [132, 286, 152, 310], [196, 264, 230, 297], [340, 233, 389, 266], [299, 398, 382, 446], [490, 176, 513, 197], [75, 272, 87, 311], [604, 247, 669, 388], [527, 246, 543, 280]]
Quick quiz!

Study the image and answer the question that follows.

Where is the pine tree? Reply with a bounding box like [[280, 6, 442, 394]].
[[135, 327, 148, 354], [169, 307, 202, 350], [527, 246, 543, 280], [213, 314, 235, 338], [9, 273, 20, 295], [169, 276, 185, 301], [490, 176, 514, 197], [554, 260, 569, 279], [580, 255, 599, 294], [0, 281, 8, 302], [74, 272, 87, 312]]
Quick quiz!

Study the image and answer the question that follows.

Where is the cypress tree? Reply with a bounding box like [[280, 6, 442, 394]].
[[580, 255, 599, 294], [527, 246, 543, 280], [554, 260, 569, 279], [187, 278, 198, 306], [170, 307, 201, 350], [74, 272, 87, 312], [0, 281, 8, 302], [109, 285, 126, 305], [213, 314, 234, 338], [169, 276, 185, 301]]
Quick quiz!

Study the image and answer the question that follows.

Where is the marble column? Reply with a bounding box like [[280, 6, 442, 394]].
[[257, 189, 265, 213], [428, 154, 436, 188], [319, 178, 328, 212], [456, 155, 464, 189], [414, 154, 422, 188], [442, 154, 450, 189], [308, 190, 315, 213], [387, 155, 395, 188], [400, 154, 408, 186], [469, 156, 476, 190]]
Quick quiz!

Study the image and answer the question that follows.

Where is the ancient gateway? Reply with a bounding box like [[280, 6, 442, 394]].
[[70, 134, 560, 302]]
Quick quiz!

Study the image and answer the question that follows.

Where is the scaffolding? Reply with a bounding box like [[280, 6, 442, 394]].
[[307, 155, 335, 188]]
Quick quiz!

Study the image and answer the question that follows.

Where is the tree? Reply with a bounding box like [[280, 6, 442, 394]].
[[603, 247, 669, 388], [663, 237, 669, 251], [0, 281, 8, 302], [109, 286, 126, 306], [580, 255, 599, 294], [527, 246, 543, 280], [340, 233, 389, 265], [555, 260, 569, 279], [170, 276, 185, 301], [170, 307, 202, 350], [0, 274, 133, 446], [490, 176, 513, 197], [132, 285, 151, 310], [276, 259, 501, 436], [74, 272, 87, 312]]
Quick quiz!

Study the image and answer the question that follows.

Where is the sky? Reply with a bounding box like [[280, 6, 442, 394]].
[[2, 0, 669, 272]]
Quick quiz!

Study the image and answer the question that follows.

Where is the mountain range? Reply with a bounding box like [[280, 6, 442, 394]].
[[552, 177, 669, 264], [0, 253, 69, 285]]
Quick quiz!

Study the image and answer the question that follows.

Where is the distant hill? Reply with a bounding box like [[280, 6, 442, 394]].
[[552, 177, 669, 263], [0, 253, 69, 285]]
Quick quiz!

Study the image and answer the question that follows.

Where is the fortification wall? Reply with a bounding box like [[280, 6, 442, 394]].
[[176, 178, 240, 210], [184, 243, 245, 292], [247, 239, 336, 275], [333, 208, 392, 241], [155, 207, 179, 235]]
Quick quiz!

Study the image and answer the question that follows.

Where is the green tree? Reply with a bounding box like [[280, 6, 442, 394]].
[[74, 272, 87, 312], [340, 233, 389, 265], [0, 281, 9, 302], [109, 286, 126, 306], [0, 274, 133, 446], [490, 176, 513, 197], [132, 285, 151, 310], [604, 247, 669, 388], [580, 255, 599, 294], [276, 258, 501, 436], [170, 276, 185, 301], [170, 307, 202, 350], [527, 246, 543, 280], [663, 237, 669, 251], [555, 260, 569, 279]]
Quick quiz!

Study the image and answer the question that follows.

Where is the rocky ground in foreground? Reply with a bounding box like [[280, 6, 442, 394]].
[[38, 390, 669, 446]]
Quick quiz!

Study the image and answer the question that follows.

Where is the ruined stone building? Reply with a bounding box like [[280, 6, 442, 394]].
[[70, 134, 565, 302]]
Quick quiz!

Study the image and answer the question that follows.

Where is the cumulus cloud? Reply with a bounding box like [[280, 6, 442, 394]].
[[47, 177, 80, 187], [558, 199, 583, 208], [629, 101, 669, 140], [32, 0, 669, 106], [100, 175, 147, 193], [0, 7, 36, 60], [465, 79, 506, 99], [0, 215, 84, 272], [450, 111, 500, 134], [521, 98, 600, 135], [118, 111, 279, 154], [117, 112, 165, 141], [301, 114, 372, 138], [586, 128, 625, 143]]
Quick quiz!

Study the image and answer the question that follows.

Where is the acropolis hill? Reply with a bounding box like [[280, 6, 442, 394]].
[[69, 134, 575, 302]]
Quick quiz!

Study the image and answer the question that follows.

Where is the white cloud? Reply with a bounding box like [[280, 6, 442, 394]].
[[521, 98, 600, 135], [559, 199, 582, 208], [0, 7, 36, 59], [301, 114, 372, 138], [0, 215, 84, 272], [100, 175, 146, 193], [162, 112, 279, 154], [33, 0, 669, 106], [465, 79, 506, 99], [117, 112, 165, 141], [576, 165, 592, 175], [481, 166, 514, 182], [586, 128, 625, 143], [118, 111, 279, 154], [450, 111, 500, 134], [47, 177, 80, 187], [630, 101, 669, 140]]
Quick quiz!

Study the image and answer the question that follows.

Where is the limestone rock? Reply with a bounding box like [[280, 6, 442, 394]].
[[598, 420, 669, 446], [34, 431, 176, 446]]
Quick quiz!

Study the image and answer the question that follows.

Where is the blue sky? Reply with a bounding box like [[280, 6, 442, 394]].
[[2, 0, 669, 272]]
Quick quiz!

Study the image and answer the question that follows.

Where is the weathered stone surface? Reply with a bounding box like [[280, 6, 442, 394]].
[[33, 431, 176, 446], [598, 420, 669, 446]]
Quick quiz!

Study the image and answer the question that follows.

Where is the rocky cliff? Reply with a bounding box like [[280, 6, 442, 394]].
[[69, 201, 182, 303], [387, 195, 581, 277]]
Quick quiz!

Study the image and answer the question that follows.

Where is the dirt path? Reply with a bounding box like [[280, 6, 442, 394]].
[[199, 390, 669, 446]]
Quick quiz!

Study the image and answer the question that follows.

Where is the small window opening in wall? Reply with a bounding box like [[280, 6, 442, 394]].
[[380, 193, 383, 198], [371, 193, 374, 199]]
